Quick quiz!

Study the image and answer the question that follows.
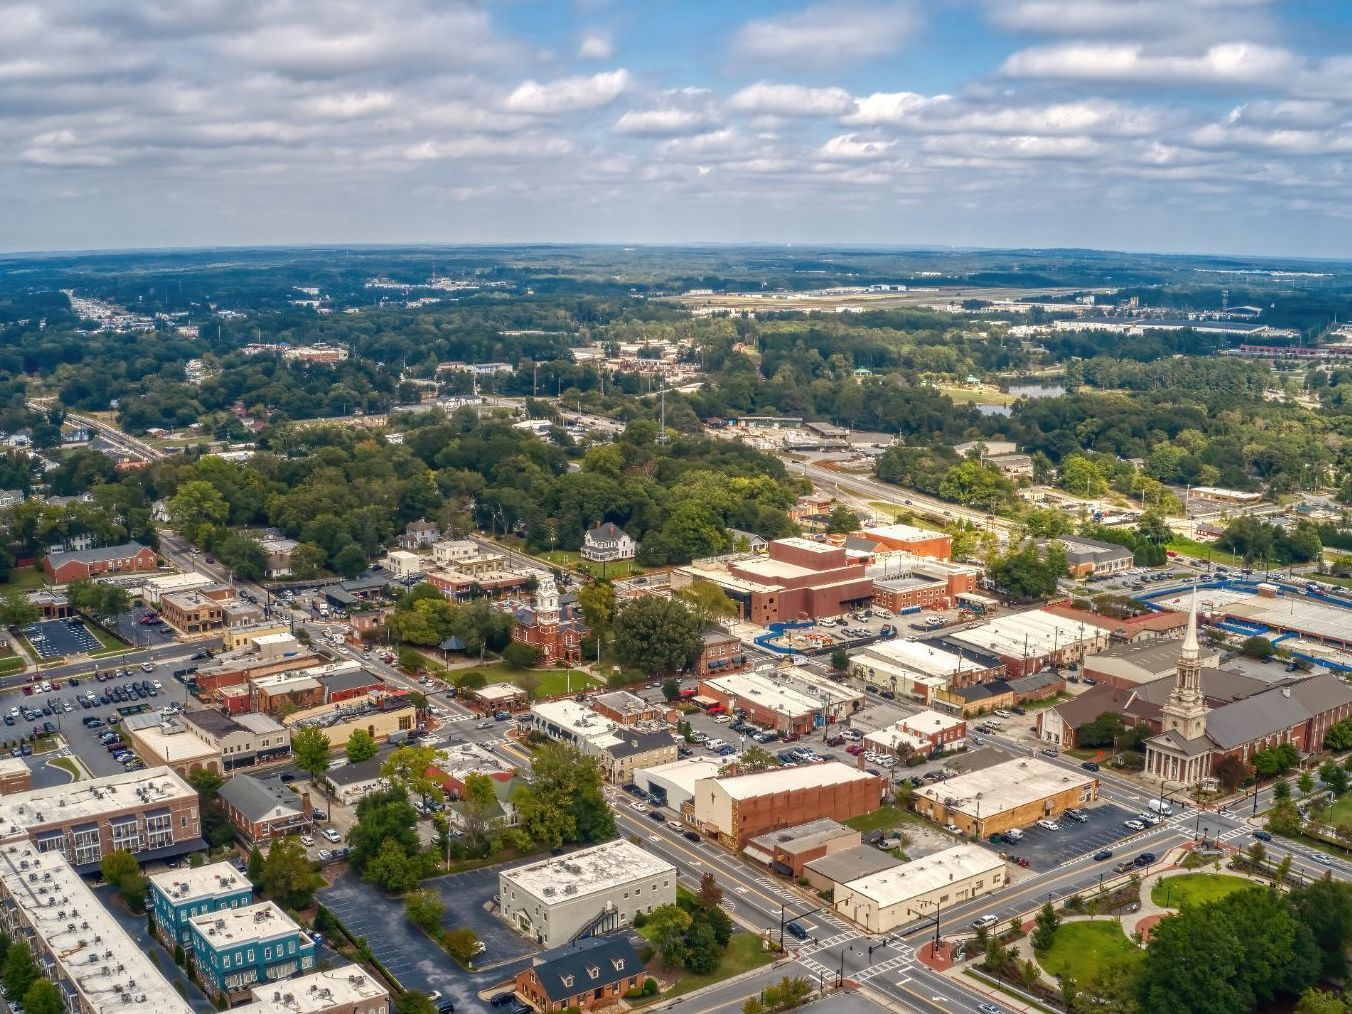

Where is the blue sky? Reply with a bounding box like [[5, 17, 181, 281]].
[[2, 0, 1352, 256]]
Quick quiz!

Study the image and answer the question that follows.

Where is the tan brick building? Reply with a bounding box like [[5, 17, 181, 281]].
[[912, 757, 1098, 838]]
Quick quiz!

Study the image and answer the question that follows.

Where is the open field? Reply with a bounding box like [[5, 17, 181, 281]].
[[1151, 873, 1252, 909]]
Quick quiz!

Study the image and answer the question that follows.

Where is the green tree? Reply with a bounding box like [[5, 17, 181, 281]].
[[1031, 899, 1060, 954], [395, 991, 437, 1014], [824, 505, 861, 534], [363, 836, 424, 892], [1290, 878, 1352, 978], [674, 581, 739, 628], [291, 726, 333, 795], [683, 919, 720, 973], [511, 742, 613, 847], [577, 578, 617, 635], [1295, 988, 1349, 1014], [989, 541, 1066, 600], [645, 903, 693, 968], [168, 479, 230, 545], [381, 744, 444, 805], [247, 845, 264, 883], [2, 940, 38, 1002], [22, 979, 63, 1014], [501, 641, 544, 668], [830, 648, 849, 671], [1241, 635, 1274, 659], [442, 927, 482, 965], [1299, 770, 1316, 795], [613, 596, 701, 676], [0, 589, 39, 628], [732, 745, 779, 774], [1321, 759, 1350, 797], [348, 787, 421, 878], [697, 872, 724, 910], [346, 728, 379, 763], [404, 889, 445, 935], [259, 837, 323, 909], [661, 678, 681, 701]]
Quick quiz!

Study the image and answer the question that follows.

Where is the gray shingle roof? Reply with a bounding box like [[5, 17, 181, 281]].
[[46, 541, 149, 566], [530, 936, 641, 1004], [218, 775, 303, 823]]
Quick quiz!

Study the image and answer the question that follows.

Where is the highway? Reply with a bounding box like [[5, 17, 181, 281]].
[[797, 459, 1015, 536]]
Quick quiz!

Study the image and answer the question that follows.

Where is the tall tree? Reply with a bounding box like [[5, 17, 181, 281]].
[[346, 728, 379, 763], [613, 596, 701, 676]]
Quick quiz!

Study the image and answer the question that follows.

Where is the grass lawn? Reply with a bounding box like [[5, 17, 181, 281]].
[[1321, 794, 1352, 826], [936, 384, 1015, 407], [459, 661, 600, 699], [537, 549, 648, 580], [1151, 873, 1252, 909], [1165, 536, 1226, 561], [0, 567, 47, 592], [660, 934, 775, 999], [87, 624, 128, 652], [1038, 921, 1142, 985], [48, 756, 81, 782], [844, 804, 926, 834]]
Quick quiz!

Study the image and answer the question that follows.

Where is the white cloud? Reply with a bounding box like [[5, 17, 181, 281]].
[[980, 0, 1274, 41], [300, 91, 396, 119], [733, 1, 918, 68], [402, 135, 575, 161], [1000, 42, 1295, 86], [818, 133, 896, 160], [614, 108, 713, 136], [504, 69, 631, 114], [844, 91, 951, 125], [578, 32, 613, 60], [727, 82, 854, 117], [1226, 99, 1346, 129]]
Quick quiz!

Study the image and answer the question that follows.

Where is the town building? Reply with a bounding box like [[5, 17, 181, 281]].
[[802, 845, 903, 896], [467, 682, 530, 714], [498, 839, 676, 947], [217, 775, 312, 845], [431, 540, 506, 573], [580, 523, 637, 563], [868, 553, 981, 612], [932, 670, 1067, 717], [188, 901, 316, 1002], [1046, 536, 1135, 577], [384, 550, 424, 580], [695, 629, 748, 677], [912, 757, 1098, 837], [513, 936, 645, 1014], [590, 690, 664, 725], [511, 574, 588, 664], [688, 762, 883, 849], [727, 529, 769, 553], [43, 541, 157, 583], [985, 453, 1034, 479], [632, 757, 724, 812], [0, 766, 201, 870], [675, 538, 874, 625], [127, 709, 292, 776], [0, 757, 32, 794], [322, 758, 388, 806], [158, 585, 238, 635], [744, 818, 859, 878], [944, 609, 1111, 677], [283, 691, 417, 751], [854, 524, 952, 562], [1082, 638, 1220, 689], [850, 638, 1003, 703], [252, 670, 326, 715], [833, 845, 1006, 933], [149, 861, 255, 950], [242, 965, 389, 1014], [864, 710, 967, 756], [697, 670, 824, 736], [528, 700, 676, 783], [1043, 603, 1189, 645], [142, 571, 217, 606], [398, 519, 441, 549], [258, 535, 299, 578]]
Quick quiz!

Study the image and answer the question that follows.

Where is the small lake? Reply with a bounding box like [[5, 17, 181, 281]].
[[1007, 383, 1065, 399]]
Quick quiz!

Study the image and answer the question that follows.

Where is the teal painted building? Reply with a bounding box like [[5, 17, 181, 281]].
[[148, 861, 255, 949], [188, 900, 316, 999]]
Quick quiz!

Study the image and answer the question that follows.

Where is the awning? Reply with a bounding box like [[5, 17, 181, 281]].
[[71, 822, 99, 835], [36, 829, 65, 842], [110, 815, 138, 827], [145, 807, 172, 819], [691, 695, 718, 708]]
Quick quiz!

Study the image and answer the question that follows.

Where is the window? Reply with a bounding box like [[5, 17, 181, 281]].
[[224, 955, 231, 969], [247, 949, 255, 962], [73, 826, 101, 867], [264, 947, 271, 960]]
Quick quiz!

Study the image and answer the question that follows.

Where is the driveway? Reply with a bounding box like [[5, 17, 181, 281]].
[[425, 867, 536, 963]]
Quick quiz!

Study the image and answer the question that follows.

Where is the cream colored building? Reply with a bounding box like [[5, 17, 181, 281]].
[[385, 550, 424, 579], [222, 620, 292, 651], [912, 757, 1098, 838], [833, 845, 1007, 933], [284, 693, 416, 751]]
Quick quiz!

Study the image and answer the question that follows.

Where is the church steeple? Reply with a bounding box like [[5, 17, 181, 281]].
[[1162, 586, 1208, 740]]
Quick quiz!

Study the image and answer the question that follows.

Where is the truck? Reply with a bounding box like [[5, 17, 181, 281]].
[[1147, 799, 1173, 816]]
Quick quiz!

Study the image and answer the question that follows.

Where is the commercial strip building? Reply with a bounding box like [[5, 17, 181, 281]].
[[467, 682, 530, 714], [695, 629, 748, 677], [687, 762, 883, 850], [283, 691, 417, 752], [863, 710, 967, 756], [1082, 639, 1221, 690], [188, 901, 316, 1002], [242, 965, 388, 1014], [127, 710, 291, 776], [833, 845, 1007, 933], [944, 609, 1111, 677], [498, 839, 676, 947], [698, 670, 825, 735], [912, 757, 1098, 838], [632, 757, 724, 811], [849, 638, 1003, 703], [803, 845, 903, 895], [1051, 536, 1134, 577], [674, 538, 875, 624], [744, 818, 859, 877], [0, 766, 202, 871], [852, 524, 953, 561], [149, 861, 254, 949]]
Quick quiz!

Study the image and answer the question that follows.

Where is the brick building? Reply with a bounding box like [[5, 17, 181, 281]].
[[688, 762, 883, 849], [695, 630, 747, 676], [698, 670, 824, 736], [676, 537, 875, 625], [0, 766, 202, 870], [217, 774, 312, 844], [744, 818, 859, 878], [854, 524, 953, 561], [514, 937, 644, 1013], [159, 584, 237, 635], [43, 541, 157, 583], [913, 757, 1098, 837], [0, 757, 31, 795], [511, 575, 588, 664]]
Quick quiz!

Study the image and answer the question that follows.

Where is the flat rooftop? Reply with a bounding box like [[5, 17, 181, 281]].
[[0, 843, 192, 1014], [0, 766, 195, 841], [734, 557, 819, 583], [914, 757, 1095, 819], [245, 965, 387, 1014], [861, 524, 946, 543], [636, 756, 724, 793], [841, 844, 1004, 906], [148, 861, 249, 904], [708, 761, 877, 801], [477, 682, 526, 702], [703, 670, 823, 718], [804, 844, 903, 885], [749, 817, 853, 854], [946, 608, 1104, 658], [501, 839, 674, 903], [531, 699, 620, 741], [775, 537, 842, 555], [856, 638, 986, 679], [1154, 587, 1352, 646], [190, 900, 309, 948]]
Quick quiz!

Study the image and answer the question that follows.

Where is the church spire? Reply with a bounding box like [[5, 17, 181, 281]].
[[1181, 586, 1200, 660]]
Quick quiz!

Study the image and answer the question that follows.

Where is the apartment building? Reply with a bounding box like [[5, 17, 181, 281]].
[[149, 861, 255, 949], [0, 766, 201, 871], [188, 901, 316, 1002]]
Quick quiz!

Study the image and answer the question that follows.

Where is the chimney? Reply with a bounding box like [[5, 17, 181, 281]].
[[300, 791, 312, 818]]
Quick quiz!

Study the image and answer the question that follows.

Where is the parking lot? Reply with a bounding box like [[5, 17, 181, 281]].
[[21, 618, 103, 659], [109, 605, 180, 648], [320, 870, 534, 1008], [976, 802, 1140, 870]]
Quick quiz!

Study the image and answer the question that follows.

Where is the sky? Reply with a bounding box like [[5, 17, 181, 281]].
[[3, 0, 1352, 257]]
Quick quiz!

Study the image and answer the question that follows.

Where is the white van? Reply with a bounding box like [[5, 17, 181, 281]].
[[1147, 799, 1173, 816]]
